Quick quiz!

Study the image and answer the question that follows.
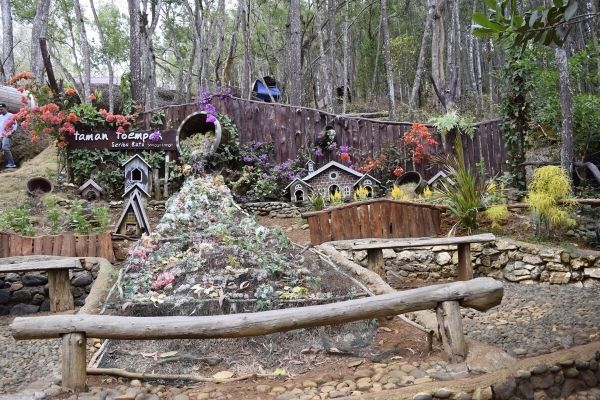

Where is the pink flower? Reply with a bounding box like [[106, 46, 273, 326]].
[[151, 271, 175, 291]]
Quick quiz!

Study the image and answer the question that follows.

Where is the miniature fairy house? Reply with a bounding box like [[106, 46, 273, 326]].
[[115, 189, 151, 237], [123, 154, 152, 195], [78, 179, 104, 200], [287, 161, 381, 202], [354, 174, 381, 198], [122, 182, 151, 205], [427, 171, 454, 191], [284, 179, 313, 203]]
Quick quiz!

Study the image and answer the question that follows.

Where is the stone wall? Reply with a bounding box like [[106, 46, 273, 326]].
[[334, 238, 600, 287], [0, 259, 100, 315], [241, 202, 301, 218]]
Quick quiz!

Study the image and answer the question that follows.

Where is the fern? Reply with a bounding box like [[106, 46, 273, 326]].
[[429, 111, 475, 138], [353, 186, 370, 201], [390, 185, 410, 201]]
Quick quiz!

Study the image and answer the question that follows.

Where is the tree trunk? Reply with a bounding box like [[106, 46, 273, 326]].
[[31, 0, 52, 82], [140, 0, 161, 111], [555, 46, 574, 177], [289, 0, 302, 105], [590, 0, 600, 89], [327, 0, 336, 112], [1, 0, 15, 83], [89, 0, 115, 112], [242, 0, 252, 99], [408, 0, 436, 119], [213, 0, 226, 85], [128, 0, 143, 105], [341, 0, 349, 113], [222, 1, 243, 87], [314, 0, 333, 111], [380, 0, 396, 120], [73, 0, 91, 102], [431, 0, 447, 103]]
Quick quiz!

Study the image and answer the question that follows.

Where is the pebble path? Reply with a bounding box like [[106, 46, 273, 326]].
[[463, 282, 600, 358]]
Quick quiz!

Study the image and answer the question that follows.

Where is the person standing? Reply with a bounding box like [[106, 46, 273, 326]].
[[0, 103, 17, 169]]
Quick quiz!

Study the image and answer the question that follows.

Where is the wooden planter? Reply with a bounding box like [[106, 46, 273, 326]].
[[0, 232, 114, 262]]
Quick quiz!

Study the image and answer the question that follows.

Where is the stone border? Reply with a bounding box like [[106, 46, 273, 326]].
[[332, 237, 600, 287]]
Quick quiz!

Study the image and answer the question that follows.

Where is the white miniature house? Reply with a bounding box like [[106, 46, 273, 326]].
[[123, 154, 152, 196], [77, 179, 104, 200]]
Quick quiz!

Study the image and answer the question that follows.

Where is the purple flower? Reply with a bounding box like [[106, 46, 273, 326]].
[[149, 130, 162, 142], [206, 114, 217, 123], [339, 145, 349, 153], [243, 156, 253, 163], [328, 142, 338, 151], [314, 148, 323, 157]]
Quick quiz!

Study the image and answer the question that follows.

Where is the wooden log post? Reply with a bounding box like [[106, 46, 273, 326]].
[[436, 300, 467, 363], [367, 249, 385, 277], [61, 332, 87, 392], [457, 243, 473, 280], [47, 270, 74, 312]]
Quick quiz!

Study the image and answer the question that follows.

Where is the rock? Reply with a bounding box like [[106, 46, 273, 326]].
[[0, 289, 9, 304], [531, 364, 548, 375], [353, 369, 374, 378], [72, 271, 93, 286], [130, 379, 142, 387], [522, 255, 542, 265], [571, 259, 587, 270], [409, 369, 427, 379], [328, 391, 349, 398], [583, 268, 600, 278], [492, 377, 516, 400], [564, 368, 579, 378], [31, 293, 45, 305], [530, 373, 553, 389], [435, 252, 452, 266], [433, 388, 451, 398], [22, 273, 48, 286], [356, 379, 371, 391], [6, 127, 49, 165], [575, 360, 589, 370], [10, 303, 39, 314], [172, 395, 190, 400], [561, 378, 586, 397], [412, 393, 432, 400], [516, 382, 534, 399], [472, 386, 492, 400], [256, 385, 270, 393], [11, 288, 32, 303], [382, 249, 396, 259], [549, 271, 571, 284]]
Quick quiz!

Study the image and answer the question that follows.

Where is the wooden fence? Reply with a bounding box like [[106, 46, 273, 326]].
[[147, 97, 505, 180], [0, 232, 114, 261], [302, 199, 442, 245], [11, 277, 504, 391]]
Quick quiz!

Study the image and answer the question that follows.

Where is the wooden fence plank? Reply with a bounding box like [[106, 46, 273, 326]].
[[98, 233, 114, 262], [33, 237, 44, 255], [9, 234, 22, 257], [0, 233, 9, 258], [317, 212, 331, 244], [61, 233, 76, 257], [42, 236, 54, 255], [75, 235, 87, 257], [307, 216, 321, 246], [357, 204, 371, 238], [370, 202, 383, 238], [329, 208, 345, 241]]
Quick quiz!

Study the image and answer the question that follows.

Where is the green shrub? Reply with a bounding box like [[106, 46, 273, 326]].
[[0, 205, 35, 236]]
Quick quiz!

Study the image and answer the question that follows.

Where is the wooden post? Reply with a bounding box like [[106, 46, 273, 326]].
[[457, 243, 473, 280], [61, 332, 87, 392], [153, 168, 160, 200], [436, 300, 467, 363], [367, 249, 385, 277], [163, 152, 170, 199], [47, 270, 74, 312]]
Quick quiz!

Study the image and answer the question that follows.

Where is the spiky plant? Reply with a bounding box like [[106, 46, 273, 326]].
[[353, 186, 370, 201], [390, 185, 410, 201]]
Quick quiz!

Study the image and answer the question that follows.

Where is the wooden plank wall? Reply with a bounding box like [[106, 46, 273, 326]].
[[156, 97, 505, 180], [305, 200, 442, 245], [0, 233, 115, 261]]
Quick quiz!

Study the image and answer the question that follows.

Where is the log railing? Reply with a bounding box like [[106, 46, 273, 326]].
[[11, 277, 503, 392], [0, 232, 114, 261], [302, 199, 443, 245]]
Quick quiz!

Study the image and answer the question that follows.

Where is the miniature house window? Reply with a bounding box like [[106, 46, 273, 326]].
[[321, 188, 328, 195], [364, 179, 372, 185], [131, 168, 142, 182], [329, 171, 338, 180], [365, 186, 373, 197], [295, 189, 304, 202], [329, 184, 340, 195], [344, 187, 351, 196]]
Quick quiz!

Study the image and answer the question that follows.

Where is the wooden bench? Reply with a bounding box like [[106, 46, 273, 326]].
[[0, 259, 79, 312], [351, 233, 496, 281]]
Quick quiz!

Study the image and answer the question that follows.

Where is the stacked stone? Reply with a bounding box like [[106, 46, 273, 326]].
[[336, 238, 600, 287], [0, 259, 99, 315], [240, 201, 302, 218]]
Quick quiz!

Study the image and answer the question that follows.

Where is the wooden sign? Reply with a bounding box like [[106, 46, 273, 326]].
[[67, 129, 177, 151]]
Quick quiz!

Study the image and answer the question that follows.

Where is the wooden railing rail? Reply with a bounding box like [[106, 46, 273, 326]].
[[0, 232, 114, 261], [11, 278, 503, 392]]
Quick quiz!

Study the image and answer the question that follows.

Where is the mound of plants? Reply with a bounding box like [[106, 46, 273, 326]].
[[120, 175, 360, 310]]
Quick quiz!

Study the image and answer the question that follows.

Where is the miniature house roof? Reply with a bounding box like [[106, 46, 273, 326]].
[[122, 183, 151, 198], [77, 179, 104, 194], [303, 161, 363, 182], [122, 154, 151, 169], [284, 178, 313, 191], [115, 191, 151, 235], [354, 173, 382, 187], [427, 171, 454, 186]]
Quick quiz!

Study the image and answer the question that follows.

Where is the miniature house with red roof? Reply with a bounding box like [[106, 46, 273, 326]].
[[286, 161, 381, 203]]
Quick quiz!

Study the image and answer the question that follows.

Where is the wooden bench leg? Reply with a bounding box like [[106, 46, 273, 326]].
[[436, 300, 467, 363], [367, 249, 384, 277], [62, 332, 87, 392], [457, 243, 473, 281], [48, 269, 74, 312]]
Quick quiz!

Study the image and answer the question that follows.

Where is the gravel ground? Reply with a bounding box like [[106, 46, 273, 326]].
[[463, 282, 600, 358], [0, 316, 61, 396]]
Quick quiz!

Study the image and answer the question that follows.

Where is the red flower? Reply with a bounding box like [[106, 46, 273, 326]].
[[65, 113, 79, 123], [393, 166, 404, 177], [7, 71, 34, 85], [340, 152, 351, 162], [116, 126, 125, 133], [64, 88, 78, 96]]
